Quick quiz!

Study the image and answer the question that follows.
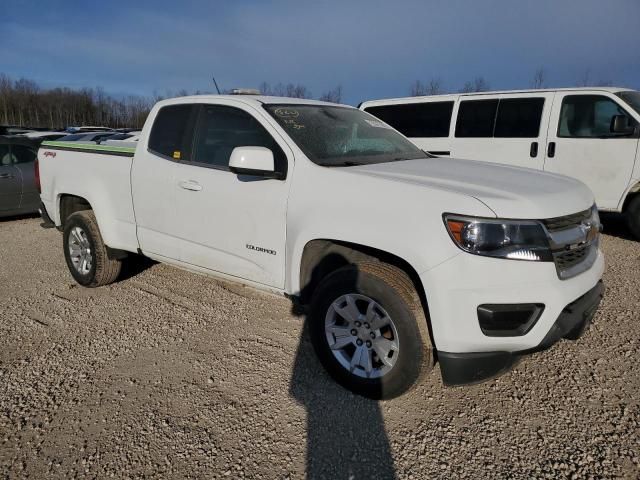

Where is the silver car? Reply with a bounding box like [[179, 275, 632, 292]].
[[0, 137, 39, 217]]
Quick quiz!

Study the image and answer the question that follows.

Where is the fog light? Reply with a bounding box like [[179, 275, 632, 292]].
[[477, 304, 545, 336]]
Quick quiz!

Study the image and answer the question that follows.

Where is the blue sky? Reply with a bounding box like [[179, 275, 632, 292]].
[[2, 0, 639, 105]]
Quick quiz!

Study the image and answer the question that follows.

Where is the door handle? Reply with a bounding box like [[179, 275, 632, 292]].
[[0, 173, 14, 179], [547, 142, 556, 158], [530, 142, 538, 158], [178, 180, 202, 191]]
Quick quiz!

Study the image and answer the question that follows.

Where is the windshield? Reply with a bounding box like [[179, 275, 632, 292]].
[[616, 91, 640, 116], [263, 104, 427, 166]]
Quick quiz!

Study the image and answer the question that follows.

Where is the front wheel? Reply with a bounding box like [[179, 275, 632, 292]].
[[309, 262, 433, 400], [63, 210, 122, 287]]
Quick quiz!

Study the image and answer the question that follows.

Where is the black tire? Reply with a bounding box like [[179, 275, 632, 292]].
[[625, 195, 640, 240], [63, 210, 122, 287], [309, 262, 433, 400]]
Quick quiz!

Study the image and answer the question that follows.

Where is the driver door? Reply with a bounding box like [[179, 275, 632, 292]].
[[172, 102, 293, 288], [544, 93, 639, 209]]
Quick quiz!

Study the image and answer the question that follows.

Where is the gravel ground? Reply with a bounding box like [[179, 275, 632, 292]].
[[0, 215, 638, 479]]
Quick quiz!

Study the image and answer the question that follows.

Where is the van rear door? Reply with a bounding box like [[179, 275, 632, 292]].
[[544, 92, 639, 210], [450, 92, 554, 171]]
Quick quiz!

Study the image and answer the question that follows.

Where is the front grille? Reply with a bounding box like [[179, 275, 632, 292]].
[[543, 208, 591, 232], [554, 244, 590, 271], [542, 206, 598, 280]]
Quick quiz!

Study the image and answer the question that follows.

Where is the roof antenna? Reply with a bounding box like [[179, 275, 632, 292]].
[[212, 76, 221, 94]]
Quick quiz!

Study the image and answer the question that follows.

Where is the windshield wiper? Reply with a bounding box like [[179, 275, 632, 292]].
[[318, 161, 364, 167]]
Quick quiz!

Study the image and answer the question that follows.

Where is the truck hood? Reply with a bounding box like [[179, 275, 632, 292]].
[[349, 157, 595, 219]]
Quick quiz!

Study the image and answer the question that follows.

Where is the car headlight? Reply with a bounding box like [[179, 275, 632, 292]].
[[444, 214, 553, 262]]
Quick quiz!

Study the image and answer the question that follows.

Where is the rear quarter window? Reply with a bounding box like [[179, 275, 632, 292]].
[[0, 144, 10, 166], [11, 145, 37, 164], [148, 104, 198, 160]]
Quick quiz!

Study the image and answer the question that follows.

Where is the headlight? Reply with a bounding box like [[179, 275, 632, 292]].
[[444, 214, 552, 262]]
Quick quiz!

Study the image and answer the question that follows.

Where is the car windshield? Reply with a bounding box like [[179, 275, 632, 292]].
[[263, 104, 427, 166], [616, 91, 640, 115]]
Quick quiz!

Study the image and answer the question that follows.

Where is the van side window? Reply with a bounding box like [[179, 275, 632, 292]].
[[148, 104, 197, 160], [190, 105, 287, 175], [363, 102, 454, 137], [558, 95, 637, 138], [455, 100, 498, 137], [494, 98, 545, 138]]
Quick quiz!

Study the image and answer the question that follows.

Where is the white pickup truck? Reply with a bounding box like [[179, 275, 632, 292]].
[[38, 95, 604, 399]]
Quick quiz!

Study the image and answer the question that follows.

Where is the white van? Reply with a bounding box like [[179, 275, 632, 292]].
[[360, 88, 640, 238]]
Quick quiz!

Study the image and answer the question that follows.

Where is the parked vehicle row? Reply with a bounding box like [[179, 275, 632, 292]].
[[54, 131, 141, 143], [360, 87, 640, 238], [20, 131, 68, 141], [0, 125, 140, 216], [37, 94, 604, 399], [0, 125, 141, 145]]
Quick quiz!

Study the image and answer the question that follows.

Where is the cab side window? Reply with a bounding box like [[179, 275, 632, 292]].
[[558, 95, 637, 138], [190, 105, 287, 176], [148, 104, 197, 160]]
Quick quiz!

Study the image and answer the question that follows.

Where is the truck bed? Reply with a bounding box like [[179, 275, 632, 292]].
[[38, 141, 140, 252]]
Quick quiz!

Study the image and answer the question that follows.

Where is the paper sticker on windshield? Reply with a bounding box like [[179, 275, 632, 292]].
[[173, 151, 181, 159], [274, 108, 299, 118], [365, 119, 391, 129]]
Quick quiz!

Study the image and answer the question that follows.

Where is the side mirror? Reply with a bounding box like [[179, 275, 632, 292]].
[[610, 115, 635, 135], [229, 146, 282, 179]]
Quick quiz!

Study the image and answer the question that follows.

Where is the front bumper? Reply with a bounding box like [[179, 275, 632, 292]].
[[438, 280, 604, 385], [420, 247, 604, 352]]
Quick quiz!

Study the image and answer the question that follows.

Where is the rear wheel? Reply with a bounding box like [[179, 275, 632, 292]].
[[309, 262, 433, 399], [63, 210, 122, 287], [626, 195, 640, 240]]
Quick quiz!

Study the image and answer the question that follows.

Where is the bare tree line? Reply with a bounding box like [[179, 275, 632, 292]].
[[0, 73, 154, 129], [0, 73, 346, 129], [409, 68, 615, 97], [258, 81, 343, 104], [410, 75, 492, 96]]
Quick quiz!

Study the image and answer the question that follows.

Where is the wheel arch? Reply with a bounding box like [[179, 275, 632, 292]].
[[297, 238, 436, 351], [621, 181, 640, 212], [57, 193, 128, 260], [300, 239, 427, 306], [57, 193, 93, 228]]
